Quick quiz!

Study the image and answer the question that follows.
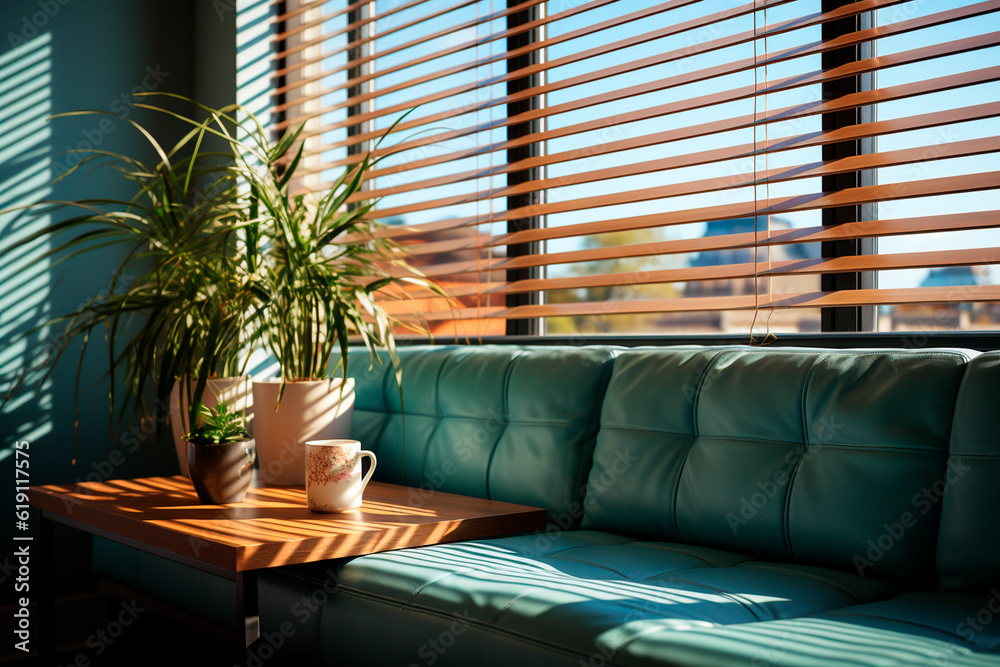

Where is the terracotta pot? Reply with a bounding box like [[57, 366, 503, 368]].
[[170, 376, 254, 478], [252, 378, 355, 486], [187, 438, 256, 505]]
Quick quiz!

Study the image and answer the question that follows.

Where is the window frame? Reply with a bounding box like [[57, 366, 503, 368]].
[[272, 0, 1000, 350]]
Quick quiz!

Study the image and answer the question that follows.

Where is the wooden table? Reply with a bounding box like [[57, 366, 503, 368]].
[[29, 476, 546, 650]]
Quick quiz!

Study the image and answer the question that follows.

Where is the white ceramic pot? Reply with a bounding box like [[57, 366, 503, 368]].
[[169, 376, 254, 478], [252, 378, 356, 486]]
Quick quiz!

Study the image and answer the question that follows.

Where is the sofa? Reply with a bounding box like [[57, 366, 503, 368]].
[[92, 345, 1000, 666]]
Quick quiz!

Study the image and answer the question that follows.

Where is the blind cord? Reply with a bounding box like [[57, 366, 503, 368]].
[[750, 2, 776, 346]]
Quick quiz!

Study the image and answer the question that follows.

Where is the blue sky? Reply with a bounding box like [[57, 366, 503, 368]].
[[307, 0, 1000, 326]]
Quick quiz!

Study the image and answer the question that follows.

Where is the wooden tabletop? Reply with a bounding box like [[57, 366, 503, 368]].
[[29, 477, 547, 573]]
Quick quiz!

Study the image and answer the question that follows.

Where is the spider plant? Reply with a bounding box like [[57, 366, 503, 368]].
[[140, 93, 444, 398], [1, 92, 443, 468], [0, 104, 258, 455]]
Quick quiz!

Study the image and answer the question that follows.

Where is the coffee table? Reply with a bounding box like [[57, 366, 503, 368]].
[[29, 476, 547, 652]]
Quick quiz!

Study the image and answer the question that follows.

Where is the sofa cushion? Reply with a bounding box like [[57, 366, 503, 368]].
[[91, 537, 236, 630], [346, 345, 617, 524], [582, 347, 973, 587], [618, 591, 1000, 666], [259, 530, 898, 666], [938, 351, 1000, 592]]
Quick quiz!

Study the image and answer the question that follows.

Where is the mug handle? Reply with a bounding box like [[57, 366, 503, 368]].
[[359, 450, 377, 493]]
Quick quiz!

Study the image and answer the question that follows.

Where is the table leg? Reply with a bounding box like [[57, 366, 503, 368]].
[[38, 512, 55, 661], [236, 571, 260, 648]]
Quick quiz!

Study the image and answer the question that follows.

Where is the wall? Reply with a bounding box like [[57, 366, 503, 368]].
[[0, 0, 236, 609]]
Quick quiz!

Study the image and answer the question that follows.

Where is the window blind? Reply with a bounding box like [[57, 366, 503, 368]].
[[273, 0, 1000, 337]]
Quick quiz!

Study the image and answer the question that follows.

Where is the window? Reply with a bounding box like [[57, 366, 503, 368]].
[[269, 0, 1000, 338]]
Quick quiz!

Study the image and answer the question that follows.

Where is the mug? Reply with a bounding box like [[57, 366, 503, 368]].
[[305, 439, 377, 512]]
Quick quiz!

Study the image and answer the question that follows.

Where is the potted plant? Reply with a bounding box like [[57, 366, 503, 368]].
[[185, 401, 255, 504], [0, 101, 258, 472], [162, 98, 442, 485], [2, 94, 440, 485]]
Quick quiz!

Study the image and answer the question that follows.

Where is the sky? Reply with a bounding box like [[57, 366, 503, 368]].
[[304, 0, 1000, 330]]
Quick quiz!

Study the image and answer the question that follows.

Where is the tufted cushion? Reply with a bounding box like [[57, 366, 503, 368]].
[[345, 345, 617, 523], [938, 351, 1000, 592], [260, 530, 899, 666], [617, 591, 1000, 666], [582, 347, 973, 586]]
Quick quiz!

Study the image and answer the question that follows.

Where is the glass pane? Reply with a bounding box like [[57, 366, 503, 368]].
[[542, 0, 822, 336], [874, 2, 1000, 331]]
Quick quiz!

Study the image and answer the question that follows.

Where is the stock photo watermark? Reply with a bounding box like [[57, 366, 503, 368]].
[[12, 440, 31, 654]]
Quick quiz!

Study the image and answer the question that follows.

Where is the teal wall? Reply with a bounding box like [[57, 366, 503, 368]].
[[0, 0, 236, 603]]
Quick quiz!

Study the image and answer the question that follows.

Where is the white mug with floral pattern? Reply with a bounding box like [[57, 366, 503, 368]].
[[304, 439, 377, 512]]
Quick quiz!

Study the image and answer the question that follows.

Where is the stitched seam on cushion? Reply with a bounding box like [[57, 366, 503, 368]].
[[539, 538, 638, 557], [600, 426, 801, 449], [639, 558, 757, 581], [612, 621, 706, 659], [416, 353, 450, 486], [691, 352, 728, 440], [545, 555, 630, 579], [811, 443, 946, 456], [785, 353, 824, 559], [599, 426, 947, 455], [669, 438, 698, 540], [673, 351, 727, 540], [483, 351, 521, 501], [814, 350, 973, 363], [577, 357, 617, 501], [442, 417, 590, 427], [365, 358, 395, 464], [410, 568, 476, 603], [599, 424, 698, 436], [335, 584, 628, 665], [651, 577, 766, 622], [949, 452, 1000, 460], [490, 592, 528, 625], [824, 610, 977, 646], [632, 544, 751, 568], [737, 562, 873, 604]]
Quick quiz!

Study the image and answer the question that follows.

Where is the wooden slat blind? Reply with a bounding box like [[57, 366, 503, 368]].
[[275, 0, 1000, 337]]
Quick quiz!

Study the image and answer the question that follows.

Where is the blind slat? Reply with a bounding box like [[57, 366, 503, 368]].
[[362, 133, 999, 221], [354, 101, 1000, 202], [280, 0, 786, 125], [292, 0, 995, 151], [400, 246, 1000, 300], [275, 0, 585, 102], [275, 0, 1000, 335], [307, 27, 1000, 180], [401, 212, 1000, 274], [369, 171, 1000, 262], [275, 0, 470, 66], [382, 284, 1000, 322]]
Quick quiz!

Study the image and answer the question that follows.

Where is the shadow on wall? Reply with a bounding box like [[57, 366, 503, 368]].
[[0, 0, 239, 605]]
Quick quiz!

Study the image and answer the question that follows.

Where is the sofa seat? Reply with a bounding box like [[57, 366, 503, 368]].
[[258, 530, 901, 666], [616, 591, 1000, 667], [91, 537, 236, 630]]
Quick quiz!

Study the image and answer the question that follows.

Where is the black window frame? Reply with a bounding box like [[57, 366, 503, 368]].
[[273, 0, 1000, 352]]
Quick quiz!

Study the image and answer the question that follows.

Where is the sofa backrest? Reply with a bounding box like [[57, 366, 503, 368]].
[[937, 351, 1000, 592], [581, 346, 973, 587], [346, 345, 617, 525]]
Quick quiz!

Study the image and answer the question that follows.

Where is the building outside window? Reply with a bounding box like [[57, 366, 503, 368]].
[[264, 0, 1000, 340]]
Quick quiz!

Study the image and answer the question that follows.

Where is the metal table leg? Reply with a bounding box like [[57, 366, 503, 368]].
[[236, 570, 260, 648]]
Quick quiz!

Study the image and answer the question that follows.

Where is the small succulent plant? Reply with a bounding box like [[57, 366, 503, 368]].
[[185, 401, 251, 445]]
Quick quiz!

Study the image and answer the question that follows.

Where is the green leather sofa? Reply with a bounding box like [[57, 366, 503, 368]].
[[93, 345, 1000, 666]]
